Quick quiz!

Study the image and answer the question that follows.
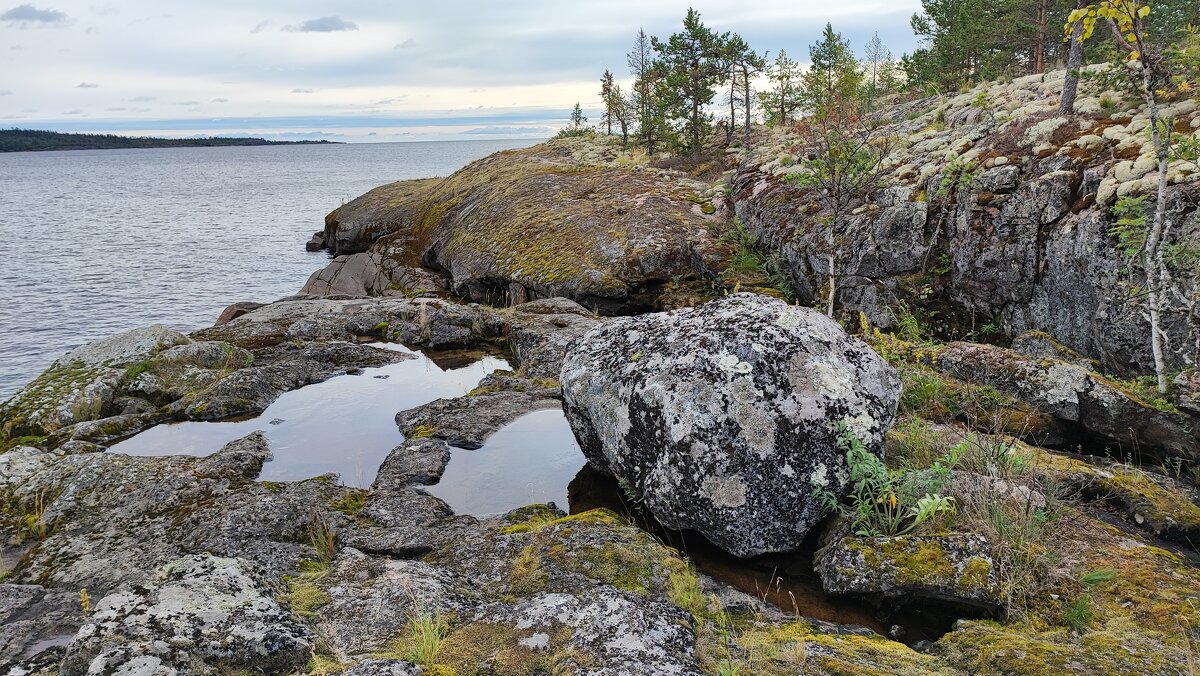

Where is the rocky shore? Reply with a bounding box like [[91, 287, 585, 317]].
[[2, 70, 1199, 675]]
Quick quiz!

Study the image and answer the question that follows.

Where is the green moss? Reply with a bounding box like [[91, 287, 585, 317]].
[[433, 622, 578, 676], [329, 489, 368, 516], [507, 542, 549, 597], [1094, 469, 1200, 535], [0, 435, 47, 453], [281, 571, 331, 618], [408, 424, 437, 439], [882, 539, 955, 585], [260, 481, 285, 493], [551, 541, 653, 593], [723, 620, 953, 676], [935, 617, 1191, 676], [0, 360, 105, 438], [959, 557, 994, 592], [665, 557, 708, 616]]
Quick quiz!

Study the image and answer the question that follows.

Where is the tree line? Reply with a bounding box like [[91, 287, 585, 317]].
[[561, 1, 1199, 159], [0, 128, 339, 153]]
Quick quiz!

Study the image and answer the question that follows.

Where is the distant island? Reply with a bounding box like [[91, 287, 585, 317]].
[[0, 128, 342, 153]]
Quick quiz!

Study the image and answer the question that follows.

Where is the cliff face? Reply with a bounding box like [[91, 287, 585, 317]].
[[733, 67, 1199, 375], [308, 138, 728, 314]]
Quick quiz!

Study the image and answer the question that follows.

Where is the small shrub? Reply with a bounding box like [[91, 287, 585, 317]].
[[1065, 594, 1093, 633], [815, 424, 956, 537]]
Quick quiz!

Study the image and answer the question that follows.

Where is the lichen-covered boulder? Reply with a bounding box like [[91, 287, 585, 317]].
[[560, 293, 901, 557], [60, 555, 312, 675], [816, 534, 1002, 613]]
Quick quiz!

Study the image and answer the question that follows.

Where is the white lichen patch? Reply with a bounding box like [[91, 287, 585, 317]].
[[717, 353, 752, 374], [776, 308, 804, 330], [809, 462, 830, 488], [519, 632, 551, 650], [842, 411, 878, 441], [701, 474, 748, 509], [727, 376, 760, 404], [811, 359, 854, 400], [733, 402, 775, 457]]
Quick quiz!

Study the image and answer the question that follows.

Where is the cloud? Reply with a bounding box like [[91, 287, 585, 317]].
[[394, 38, 415, 50], [104, 106, 125, 111], [250, 20, 270, 34], [375, 96, 407, 105], [291, 88, 314, 94], [0, 90, 12, 96], [283, 16, 357, 33], [0, 4, 69, 26], [126, 96, 156, 102], [211, 97, 228, 103], [61, 109, 84, 115], [76, 82, 99, 88], [175, 100, 198, 105], [9, 44, 23, 50]]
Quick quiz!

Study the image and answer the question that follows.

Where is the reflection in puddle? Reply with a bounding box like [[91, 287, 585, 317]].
[[427, 409, 586, 517], [109, 345, 510, 486]]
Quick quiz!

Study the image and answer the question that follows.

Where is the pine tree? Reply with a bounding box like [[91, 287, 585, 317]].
[[628, 28, 669, 154], [802, 23, 863, 118], [863, 33, 895, 111], [652, 8, 729, 159], [759, 49, 803, 127], [723, 34, 766, 147], [599, 70, 615, 135]]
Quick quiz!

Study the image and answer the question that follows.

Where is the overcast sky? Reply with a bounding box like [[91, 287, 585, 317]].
[[0, 1, 923, 142]]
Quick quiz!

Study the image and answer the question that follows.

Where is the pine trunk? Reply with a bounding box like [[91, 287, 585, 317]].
[[742, 65, 752, 148], [1059, 0, 1088, 114], [1033, 0, 1050, 73]]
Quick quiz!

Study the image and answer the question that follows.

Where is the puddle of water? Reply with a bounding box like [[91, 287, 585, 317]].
[[109, 344, 510, 487], [426, 408, 586, 517]]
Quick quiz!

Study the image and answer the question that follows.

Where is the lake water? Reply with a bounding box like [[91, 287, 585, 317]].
[[0, 139, 537, 399]]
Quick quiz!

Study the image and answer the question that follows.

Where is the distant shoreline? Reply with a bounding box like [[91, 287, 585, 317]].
[[0, 128, 344, 153]]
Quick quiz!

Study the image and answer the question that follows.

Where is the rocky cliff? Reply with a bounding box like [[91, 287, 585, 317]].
[[733, 66, 1199, 376]]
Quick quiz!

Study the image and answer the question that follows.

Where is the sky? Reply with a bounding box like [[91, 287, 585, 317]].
[[0, 1, 924, 142]]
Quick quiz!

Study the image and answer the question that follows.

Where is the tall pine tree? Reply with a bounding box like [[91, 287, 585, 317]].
[[802, 23, 863, 118], [652, 8, 728, 159]]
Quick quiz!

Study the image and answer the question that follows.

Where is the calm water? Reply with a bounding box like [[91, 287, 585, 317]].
[[0, 139, 537, 399], [428, 409, 586, 516], [109, 344, 511, 487]]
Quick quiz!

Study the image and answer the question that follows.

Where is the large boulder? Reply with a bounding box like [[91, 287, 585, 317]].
[[560, 293, 901, 557]]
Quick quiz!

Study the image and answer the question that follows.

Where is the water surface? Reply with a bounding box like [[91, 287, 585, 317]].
[[0, 139, 536, 398], [427, 409, 586, 516], [109, 345, 510, 486]]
